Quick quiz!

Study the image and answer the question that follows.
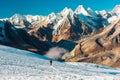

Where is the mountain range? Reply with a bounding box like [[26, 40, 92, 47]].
[[0, 5, 120, 67]]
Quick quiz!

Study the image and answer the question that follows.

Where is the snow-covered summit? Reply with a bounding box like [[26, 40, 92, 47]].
[[60, 7, 74, 17], [47, 12, 56, 22], [100, 5, 120, 23], [0, 14, 46, 28], [87, 7, 98, 18], [10, 14, 46, 24], [10, 14, 26, 22], [75, 5, 90, 16], [25, 15, 46, 23], [46, 12, 62, 23], [99, 10, 110, 18], [9, 14, 29, 28], [112, 5, 120, 16]]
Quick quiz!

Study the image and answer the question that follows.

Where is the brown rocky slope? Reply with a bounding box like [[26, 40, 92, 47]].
[[66, 19, 120, 68]]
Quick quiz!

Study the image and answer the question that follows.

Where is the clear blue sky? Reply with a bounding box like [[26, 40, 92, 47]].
[[0, 0, 120, 18]]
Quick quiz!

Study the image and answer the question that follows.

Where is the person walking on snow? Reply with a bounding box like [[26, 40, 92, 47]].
[[50, 59, 52, 65]]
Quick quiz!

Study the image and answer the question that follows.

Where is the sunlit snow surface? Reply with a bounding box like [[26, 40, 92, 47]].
[[0, 45, 120, 80]]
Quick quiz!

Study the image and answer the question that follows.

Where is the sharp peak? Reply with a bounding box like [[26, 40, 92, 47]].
[[49, 12, 56, 15], [10, 13, 26, 21], [112, 4, 120, 10], [11, 13, 25, 18], [78, 5, 84, 7], [99, 10, 109, 15], [75, 5, 91, 16], [75, 5, 88, 12], [48, 12, 56, 17], [87, 7, 93, 11], [63, 7, 69, 9], [76, 5, 86, 9], [62, 7, 73, 11], [95, 10, 100, 14], [61, 7, 73, 15]]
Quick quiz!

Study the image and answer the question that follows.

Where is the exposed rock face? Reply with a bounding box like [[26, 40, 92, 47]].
[[66, 19, 120, 68], [28, 6, 109, 42], [29, 14, 105, 42], [0, 20, 78, 58], [9, 14, 32, 28], [0, 21, 52, 55]]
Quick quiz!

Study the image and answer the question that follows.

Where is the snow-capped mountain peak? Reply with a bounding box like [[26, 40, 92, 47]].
[[9, 13, 46, 24], [10, 14, 26, 21], [87, 7, 98, 17], [99, 10, 110, 19], [95, 10, 100, 15], [46, 8, 74, 24], [61, 7, 69, 13], [60, 7, 74, 16], [75, 5, 90, 16], [99, 10, 108, 16], [112, 5, 120, 16], [25, 15, 46, 23], [48, 12, 56, 19], [9, 14, 28, 28], [87, 7, 93, 12], [46, 12, 57, 23]]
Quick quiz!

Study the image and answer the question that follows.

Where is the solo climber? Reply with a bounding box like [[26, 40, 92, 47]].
[[50, 59, 52, 65]]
